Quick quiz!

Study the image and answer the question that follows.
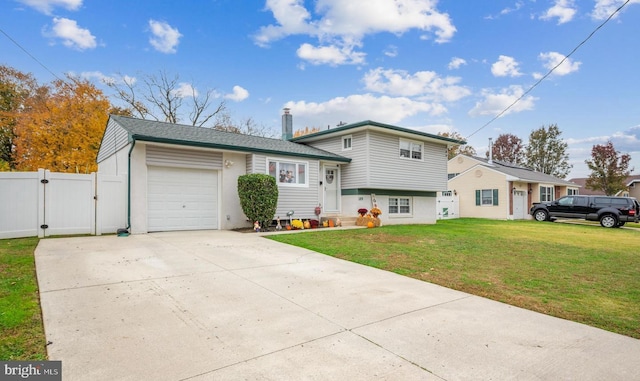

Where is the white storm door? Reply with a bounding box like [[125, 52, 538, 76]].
[[323, 166, 340, 212]]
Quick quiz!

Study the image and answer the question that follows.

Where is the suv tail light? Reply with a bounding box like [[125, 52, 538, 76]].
[[630, 208, 636, 216]]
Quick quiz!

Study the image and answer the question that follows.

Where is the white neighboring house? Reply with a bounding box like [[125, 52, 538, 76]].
[[448, 155, 580, 220], [96, 114, 464, 233]]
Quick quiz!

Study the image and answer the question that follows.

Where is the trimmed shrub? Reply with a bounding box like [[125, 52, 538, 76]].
[[237, 174, 278, 230]]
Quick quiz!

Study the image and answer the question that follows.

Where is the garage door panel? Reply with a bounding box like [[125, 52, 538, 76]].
[[147, 166, 218, 232]]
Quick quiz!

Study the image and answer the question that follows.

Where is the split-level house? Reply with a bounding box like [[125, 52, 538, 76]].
[[97, 112, 464, 233]]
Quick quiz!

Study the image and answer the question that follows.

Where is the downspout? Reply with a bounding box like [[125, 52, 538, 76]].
[[118, 138, 136, 236]]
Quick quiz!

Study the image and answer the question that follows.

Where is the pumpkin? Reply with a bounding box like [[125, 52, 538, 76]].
[[367, 221, 374, 228], [328, 219, 335, 228], [303, 220, 311, 229]]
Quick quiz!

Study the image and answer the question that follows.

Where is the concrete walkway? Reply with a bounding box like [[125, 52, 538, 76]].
[[35, 230, 640, 380]]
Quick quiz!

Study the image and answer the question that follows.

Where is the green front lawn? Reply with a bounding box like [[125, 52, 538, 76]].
[[0, 237, 47, 360], [267, 219, 640, 339]]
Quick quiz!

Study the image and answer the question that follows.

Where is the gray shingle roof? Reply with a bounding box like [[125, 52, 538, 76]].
[[110, 115, 351, 162], [471, 156, 579, 187]]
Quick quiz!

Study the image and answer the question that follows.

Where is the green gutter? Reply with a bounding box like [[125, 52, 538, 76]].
[[125, 138, 136, 234]]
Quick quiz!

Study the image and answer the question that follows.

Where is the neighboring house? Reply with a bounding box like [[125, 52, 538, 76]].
[[569, 175, 640, 198], [97, 113, 464, 234], [447, 155, 580, 220]]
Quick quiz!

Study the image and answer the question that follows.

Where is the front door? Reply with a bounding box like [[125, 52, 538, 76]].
[[323, 166, 340, 212], [513, 191, 525, 219]]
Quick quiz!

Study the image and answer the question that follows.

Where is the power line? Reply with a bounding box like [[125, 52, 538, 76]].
[[465, 0, 631, 141], [0, 27, 65, 82]]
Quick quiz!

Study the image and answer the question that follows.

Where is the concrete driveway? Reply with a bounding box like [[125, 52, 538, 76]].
[[36, 230, 640, 380]]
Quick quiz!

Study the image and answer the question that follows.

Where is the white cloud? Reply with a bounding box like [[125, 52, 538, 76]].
[[148, 20, 182, 54], [448, 57, 467, 70], [296, 43, 366, 65], [79, 71, 111, 83], [284, 93, 444, 127], [484, 1, 524, 20], [592, 0, 640, 20], [491, 55, 522, 77], [362, 67, 470, 102], [172, 83, 198, 98], [255, 0, 456, 65], [225, 86, 249, 102], [384, 45, 398, 58], [540, 0, 577, 24], [469, 85, 537, 117], [536, 51, 581, 77], [18, 0, 82, 14], [48, 17, 96, 50]]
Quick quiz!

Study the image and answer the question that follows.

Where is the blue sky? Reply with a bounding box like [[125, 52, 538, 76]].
[[1, 0, 639, 178]]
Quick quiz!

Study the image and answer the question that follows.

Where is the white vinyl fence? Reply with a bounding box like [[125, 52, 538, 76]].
[[436, 190, 460, 220], [0, 169, 126, 239]]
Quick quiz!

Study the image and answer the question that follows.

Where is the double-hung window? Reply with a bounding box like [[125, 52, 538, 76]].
[[342, 135, 352, 151], [540, 186, 554, 202], [399, 139, 422, 160], [389, 197, 412, 216], [268, 159, 308, 186], [475, 189, 499, 206]]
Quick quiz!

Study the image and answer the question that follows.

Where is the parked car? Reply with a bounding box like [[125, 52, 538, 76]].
[[530, 195, 640, 228]]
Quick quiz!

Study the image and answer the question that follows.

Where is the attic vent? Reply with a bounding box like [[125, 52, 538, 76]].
[[475, 169, 483, 178]]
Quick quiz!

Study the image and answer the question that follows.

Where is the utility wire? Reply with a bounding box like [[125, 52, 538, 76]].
[[0, 27, 65, 82], [465, 0, 631, 140]]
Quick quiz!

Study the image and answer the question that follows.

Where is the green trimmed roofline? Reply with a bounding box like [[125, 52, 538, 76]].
[[342, 188, 437, 197], [290, 120, 466, 145]]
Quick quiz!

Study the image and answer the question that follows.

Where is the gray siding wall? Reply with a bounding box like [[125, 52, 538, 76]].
[[251, 154, 321, 220], [97, 119, 129, 163], [366, 131, 447, 191], [307, 130, 368, 189], [308, 130, 448, 191], [146, 145, 223, 169]]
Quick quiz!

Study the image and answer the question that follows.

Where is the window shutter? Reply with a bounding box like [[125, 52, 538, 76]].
[[475, 190, 480, 206], [493, 189, 499, 205]]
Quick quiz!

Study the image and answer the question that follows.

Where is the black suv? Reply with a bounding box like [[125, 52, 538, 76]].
[[530, 195, 640, 228]]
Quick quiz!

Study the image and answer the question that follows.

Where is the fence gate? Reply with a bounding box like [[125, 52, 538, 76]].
[[0, 170, 126, 239], [436, 190, 459, 220]]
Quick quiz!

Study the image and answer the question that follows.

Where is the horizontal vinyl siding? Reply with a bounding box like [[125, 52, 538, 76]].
[[146, 145, 223, 169], [97, 119, 129, 163], [449, 167, 508, 219], [253, 154, 320, 220], [306, 131, 368, 189], [367, 131, 448, 191]]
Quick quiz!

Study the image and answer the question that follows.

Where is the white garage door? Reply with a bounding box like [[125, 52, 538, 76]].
[[147, 166, 218, 232]]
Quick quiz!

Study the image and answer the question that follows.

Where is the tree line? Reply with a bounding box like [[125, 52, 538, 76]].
[[1, 64, 634, 195], [440, 126, 634, 196], [0, 65, 270, 173]]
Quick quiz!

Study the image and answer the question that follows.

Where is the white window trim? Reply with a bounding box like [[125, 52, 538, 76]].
[[481, 189, 494, 206], [267, 158, 309, 188], [540, 185, 554, 202], [342, 135, 352, 151], [388, 196, 413, 217], [399, 138, 423, 161]]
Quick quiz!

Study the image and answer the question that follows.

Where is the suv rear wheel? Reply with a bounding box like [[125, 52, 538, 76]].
[[534, 209, 549, 222], [600, 214, 618, 228]]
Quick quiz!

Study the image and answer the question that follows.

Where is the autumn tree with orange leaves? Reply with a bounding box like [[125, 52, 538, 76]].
[[293, 126, 322, 137], [1, 65, 118, 173]]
